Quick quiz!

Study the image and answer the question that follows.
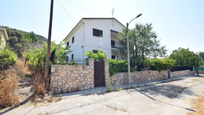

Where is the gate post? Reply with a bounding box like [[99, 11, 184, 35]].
[[104, 59, 110, 86]]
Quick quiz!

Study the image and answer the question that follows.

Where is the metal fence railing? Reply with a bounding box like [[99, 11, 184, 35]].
[[194, 67, 204, 71], [53, 59, 88, 65], [170, 66, 193, 72]]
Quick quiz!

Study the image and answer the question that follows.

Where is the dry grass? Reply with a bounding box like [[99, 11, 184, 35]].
[[0, 58, 34, 108], [0, 65, 19, 108], [188, 92, 204, 115], [29, 63, 52, 103]]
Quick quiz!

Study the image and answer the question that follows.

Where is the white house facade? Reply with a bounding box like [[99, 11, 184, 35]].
[[63, 18, 125, 62]]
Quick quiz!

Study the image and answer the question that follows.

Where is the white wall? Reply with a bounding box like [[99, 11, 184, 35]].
[[65, 19, 124, 60], [83, 19, 124, 59], [66, 25, 84, 60]]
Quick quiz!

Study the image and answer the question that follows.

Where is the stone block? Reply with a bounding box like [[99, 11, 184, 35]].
[[51, 67, 55, 72], [53, 73, 58, 76], [58, 76, 61, 80], [60, 71, 66, 77], [52, 81, 57, 87], [58, 81, 63, 86]]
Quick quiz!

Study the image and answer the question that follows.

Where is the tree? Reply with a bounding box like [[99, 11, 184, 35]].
[[1, 26, 30, 57], [118, 23, 167, 71], [25, 41, 72, 68], [24, 31, 38, 43], [30, 31, 38, 44], [24, 33, 32, 43], [190, 53, 202, 75], [199, 52, 204, 67], [169, 47, 194, 66]]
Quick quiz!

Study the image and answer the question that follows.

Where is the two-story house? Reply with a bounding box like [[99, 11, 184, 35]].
[[63, 18, 125, 63]]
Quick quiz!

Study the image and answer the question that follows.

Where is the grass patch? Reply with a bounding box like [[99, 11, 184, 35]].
[[193, 79, 198, 82]]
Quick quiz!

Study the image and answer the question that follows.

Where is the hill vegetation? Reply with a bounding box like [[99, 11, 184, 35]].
[[0, 26, 47, 57]]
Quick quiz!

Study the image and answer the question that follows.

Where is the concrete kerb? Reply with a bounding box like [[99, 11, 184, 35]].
[[61, 75, 201, 99]]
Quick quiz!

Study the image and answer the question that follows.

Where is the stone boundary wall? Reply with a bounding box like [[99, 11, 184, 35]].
[[107, 71, 168, 85], [198, 70, 204, 74], [104, 60, 195, 86], [50, 58, 94, 94], [171, 70, 194, 78]]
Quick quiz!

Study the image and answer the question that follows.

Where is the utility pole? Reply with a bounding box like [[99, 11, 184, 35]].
[[44, 0, 54, 81], [126, 23, 130, 85], [127, 13, 142, 85]]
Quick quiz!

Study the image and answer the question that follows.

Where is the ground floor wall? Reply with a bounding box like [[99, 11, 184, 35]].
[[50, 58, 94, 94]]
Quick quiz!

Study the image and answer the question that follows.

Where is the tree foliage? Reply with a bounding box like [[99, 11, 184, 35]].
[[85, 49, 107, 61], [0, 26, 30, 57], [118, 23, 167, 71], [169, 47, 202, 68], [169, 47, 193, 66], [25, 41, 72, 68], [24, 31, 38, 44], [199, 52, 204, 67]]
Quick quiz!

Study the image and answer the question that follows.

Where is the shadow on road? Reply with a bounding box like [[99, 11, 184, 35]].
[[132, 85, 196, 112]]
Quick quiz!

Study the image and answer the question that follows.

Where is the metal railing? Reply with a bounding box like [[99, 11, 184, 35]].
[[53, 58, 88, 65]]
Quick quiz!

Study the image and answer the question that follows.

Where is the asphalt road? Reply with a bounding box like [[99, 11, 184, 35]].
[[2, 75, 204, 115]]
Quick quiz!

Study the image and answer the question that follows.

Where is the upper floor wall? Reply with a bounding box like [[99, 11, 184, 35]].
[[83, 19, 124, 49]]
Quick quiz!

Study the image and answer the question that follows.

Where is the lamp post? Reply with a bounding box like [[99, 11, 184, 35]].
[[127, 13, 142, 85]]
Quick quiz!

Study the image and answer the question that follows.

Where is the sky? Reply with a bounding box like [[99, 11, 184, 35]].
[[0, 0, 203, 55]]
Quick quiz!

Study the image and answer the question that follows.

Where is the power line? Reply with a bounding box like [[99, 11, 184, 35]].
[[62, 0, 96, 16], [57, 0, 76, 24], [64, 0, 100, 16]]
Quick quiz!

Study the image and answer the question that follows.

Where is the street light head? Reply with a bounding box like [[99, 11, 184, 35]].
[[136, 13, 142, 18]]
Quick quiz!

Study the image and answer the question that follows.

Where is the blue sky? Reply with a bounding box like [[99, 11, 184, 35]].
[[0, 0, 203, 55]]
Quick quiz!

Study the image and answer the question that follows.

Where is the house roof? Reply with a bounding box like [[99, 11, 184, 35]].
[[63, 18, 125, 42], [0, 28, 9, 40]]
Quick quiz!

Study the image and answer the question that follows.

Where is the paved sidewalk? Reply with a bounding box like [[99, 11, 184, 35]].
[[61, 75, 196, 99]]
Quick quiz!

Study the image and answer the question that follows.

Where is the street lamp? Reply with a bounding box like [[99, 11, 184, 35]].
[[127, 13, 142, 85]]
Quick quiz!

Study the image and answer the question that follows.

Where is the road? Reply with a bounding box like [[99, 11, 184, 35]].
[[2, 75, 204, 115]]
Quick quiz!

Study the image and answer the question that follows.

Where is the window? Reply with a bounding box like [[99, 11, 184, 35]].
[[67, 42, 69, 47], [111, 40, 115, 46], [71, 54, 74, 60], [72, 36, 74, 43], [112, 55, 116, 59], [66, 56, 69, 62], [93, 50, 98, 53], [93, 28, 103, 37]]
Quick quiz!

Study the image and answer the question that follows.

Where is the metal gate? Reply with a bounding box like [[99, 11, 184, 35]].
[[94, 61, 105, 87]]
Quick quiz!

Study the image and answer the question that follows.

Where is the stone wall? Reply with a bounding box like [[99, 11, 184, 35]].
[[104, 59, 195, 86], [198, 71, 204, 74], [107, 71, 168, 85], [171, 70, 194, 78], [50, 58, 94, 94]]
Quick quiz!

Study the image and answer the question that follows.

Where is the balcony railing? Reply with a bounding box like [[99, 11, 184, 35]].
[[111, 45, 120, 49]]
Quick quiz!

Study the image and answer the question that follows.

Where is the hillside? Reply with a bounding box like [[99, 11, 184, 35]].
[[10, 28, 48, 49]]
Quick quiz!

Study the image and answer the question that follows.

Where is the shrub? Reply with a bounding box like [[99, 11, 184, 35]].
[[149, 58, 175, 72], [85, 49, 107, 62], [0, 49, 17, 65], [109, 59, 134, 77]]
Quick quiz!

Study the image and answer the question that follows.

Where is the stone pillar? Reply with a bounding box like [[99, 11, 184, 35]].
[[104, 59, 110, 86], [88, 58, 94, 88]]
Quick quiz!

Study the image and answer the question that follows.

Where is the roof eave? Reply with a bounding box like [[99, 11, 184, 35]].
[[0, 28, 9, 40]]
